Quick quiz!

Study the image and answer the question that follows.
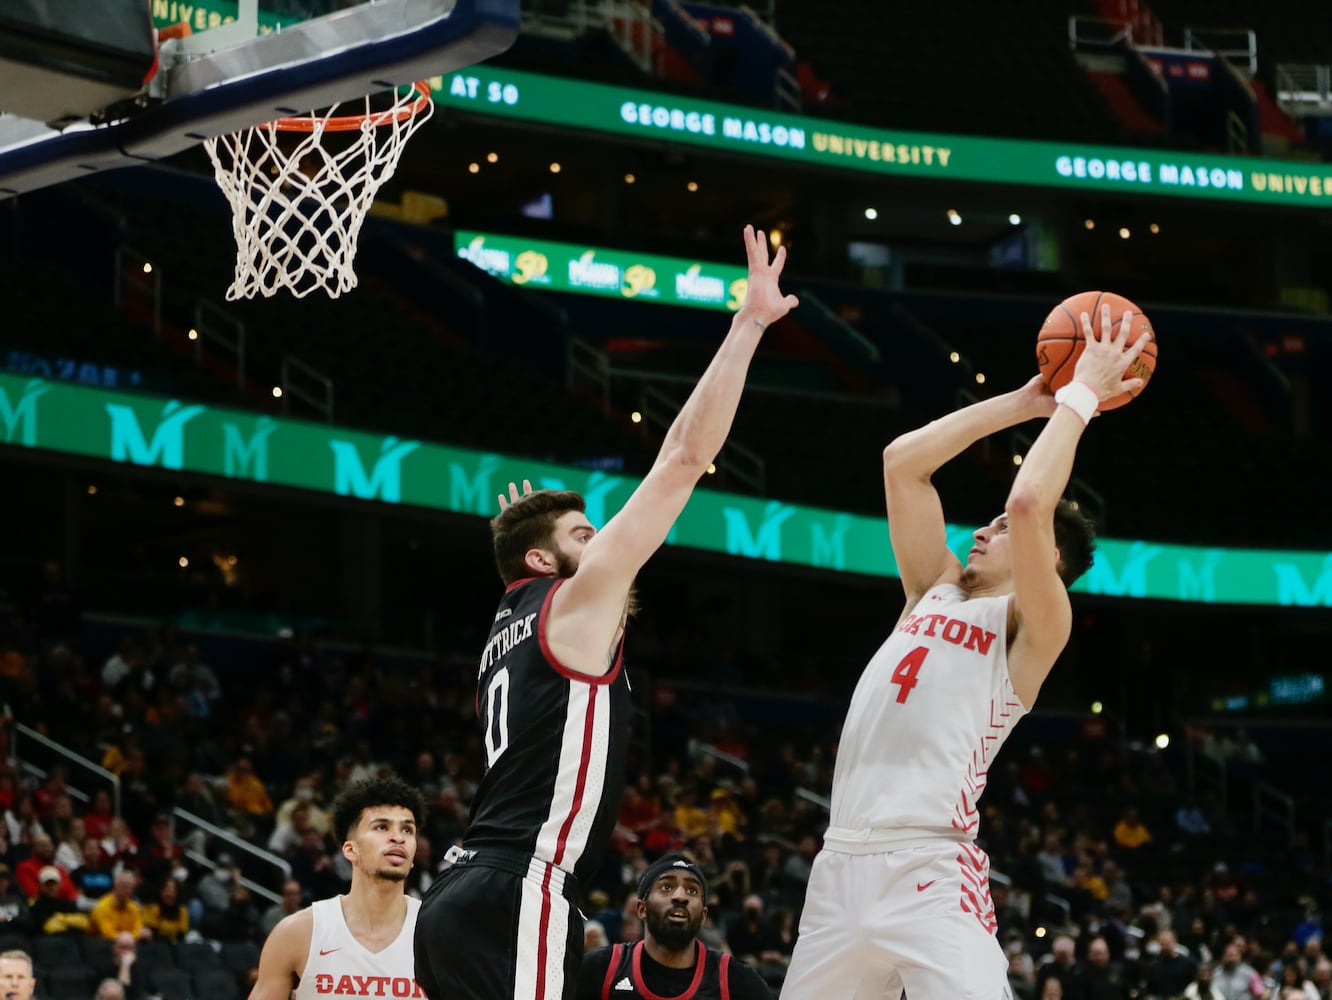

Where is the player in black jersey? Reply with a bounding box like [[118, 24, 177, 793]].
[[414, 226, 799, 1000], [576, 856, 772, 1000]]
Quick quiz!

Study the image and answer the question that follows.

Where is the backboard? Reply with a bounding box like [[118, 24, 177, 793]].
[[0, 0, 519, 198]]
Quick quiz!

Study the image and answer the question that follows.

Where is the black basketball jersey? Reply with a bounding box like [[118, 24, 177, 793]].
[[596, 942, 733, 1000], [467, 575, 631, 884]]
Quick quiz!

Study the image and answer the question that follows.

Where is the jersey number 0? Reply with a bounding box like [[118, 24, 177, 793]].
[[483, 667, 511, 766]]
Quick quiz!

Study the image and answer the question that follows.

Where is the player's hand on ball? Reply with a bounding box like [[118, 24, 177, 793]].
[[1073, 304, 1151, 405], [1019, 374, 1058, 419]]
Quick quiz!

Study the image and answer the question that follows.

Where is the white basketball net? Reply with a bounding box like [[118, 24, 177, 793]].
[[204, 83, 434, 300]]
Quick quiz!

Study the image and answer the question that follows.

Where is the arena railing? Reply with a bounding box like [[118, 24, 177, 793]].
[[13, 723, 121, 818], [1275, 64, 1332, 115], [174, 806, 290, 905]]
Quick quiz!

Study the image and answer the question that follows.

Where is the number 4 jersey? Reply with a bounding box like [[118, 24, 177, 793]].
[[826, 583, 1028, 847], [468, 576, 632, 884]]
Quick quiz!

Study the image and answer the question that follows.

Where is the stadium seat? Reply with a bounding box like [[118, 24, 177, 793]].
[[147, 965, 194, 998], [193, 967, 241, 1000], [40, 965, 92, 1000], [31, 937, 81, 971], [174, 940, 223, 972]]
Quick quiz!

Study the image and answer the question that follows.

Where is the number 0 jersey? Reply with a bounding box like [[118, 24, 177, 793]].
[[827, 583, 1027, 847], [467, 576, 631, 884]]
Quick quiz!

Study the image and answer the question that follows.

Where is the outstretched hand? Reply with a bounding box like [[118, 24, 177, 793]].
[[1073, 305, 1151, 404], [739, 224, 800, 329], [497, 479, 533, 512]]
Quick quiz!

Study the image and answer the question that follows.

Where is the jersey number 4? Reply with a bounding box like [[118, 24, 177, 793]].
[[483, 667, 510, 767], [891, 646, 928, 703]]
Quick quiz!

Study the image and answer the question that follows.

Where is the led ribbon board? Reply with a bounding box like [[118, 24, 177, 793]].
[[454, 230, 748, 311], [3, 373, 1330, 605]]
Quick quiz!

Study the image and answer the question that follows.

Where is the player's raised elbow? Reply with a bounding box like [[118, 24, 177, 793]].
[[1005, 485, 1051, 522], [660, 443, 710, 478]]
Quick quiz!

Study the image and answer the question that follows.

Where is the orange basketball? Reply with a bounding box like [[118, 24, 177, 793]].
[[1037, 291, 1157, 411]]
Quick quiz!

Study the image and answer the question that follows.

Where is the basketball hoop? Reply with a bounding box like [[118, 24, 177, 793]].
[[204, 81, 434, 300]]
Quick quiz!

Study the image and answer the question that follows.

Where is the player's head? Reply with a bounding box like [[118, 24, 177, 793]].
[[635, 854, 708, 952], [331, 775, 424, 884], [0, 950, 35, 1000], [964, 500, 1095, 590], [490, 490, 590, 585]]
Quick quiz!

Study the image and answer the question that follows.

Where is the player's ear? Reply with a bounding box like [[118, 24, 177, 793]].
[[635, 898, 647, 920], [524, 547, 554, 575], [341, 840, 357, 865]]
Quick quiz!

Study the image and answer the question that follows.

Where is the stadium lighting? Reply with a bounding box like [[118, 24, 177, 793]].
[[1155, 733, 1170, 750], [467, 162, 480, 174], [1091, 701, 1103, 715], [624, 173, 636, 184], [272, 386, 283, 398], [173, 496, 185, 507], [549, 162, 562, 174], [1150, 223, 1161, 234], [1035, 927, 1047, 939], [178, 556, 189, 568], [687, 181, 699, 192], [142, 262, 153, 274], [1119, 227, 1131, 240], [86, 485, 97, 496], [949, 352, 961, 363], [706, 463, 717, 475], [1012, 454, 1023, 466], [630, 411, 642, 424], [975, 372, 986, 385], [769, 229, 783, 248], [1084, 218, 1095, 230], [947, 209, 962, 226], [864, 207, 878, 220], [187, 328, 199, 341], [1008, 213, 1022, 225], [486, 152, 499, 164]]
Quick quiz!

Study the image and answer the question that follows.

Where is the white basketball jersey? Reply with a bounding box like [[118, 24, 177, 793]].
[[295, 895, 424, 1000], [827, 583, 1028, 845]]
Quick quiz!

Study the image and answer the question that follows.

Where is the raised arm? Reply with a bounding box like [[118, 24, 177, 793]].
[[247, 910, 309, 1000], [882, 379, 1054, 604], [547, 226, 799, 674], [1006, 305, 1148, 705]]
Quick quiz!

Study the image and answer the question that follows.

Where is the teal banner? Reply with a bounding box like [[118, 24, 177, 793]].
[[3, 373, 1330, 606], [454, 231, 748, 311]]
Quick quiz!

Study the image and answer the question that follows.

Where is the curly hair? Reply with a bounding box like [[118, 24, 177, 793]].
[[489, 489, 586, 585], [1053, 498, 1096, 586], [330, 775, 425, 843]]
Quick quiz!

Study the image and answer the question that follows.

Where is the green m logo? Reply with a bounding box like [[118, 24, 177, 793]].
[[1084, 541, 1163, 598], [330, 436, 422, 502], [223, 418, 278, 481], [106, 400, 206, 468], [722, 501, 796, 560], [0, 379, 51, 446], [1274, 554, 1332, 606]]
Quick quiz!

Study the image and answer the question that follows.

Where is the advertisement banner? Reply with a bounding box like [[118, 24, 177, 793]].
[[3, 372, 1330, 606]]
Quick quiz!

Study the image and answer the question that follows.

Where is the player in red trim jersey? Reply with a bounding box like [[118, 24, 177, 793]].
[[781, 308, 1150, 999], [576, 856, 771, 1000], [414, 226, 799, 1000]]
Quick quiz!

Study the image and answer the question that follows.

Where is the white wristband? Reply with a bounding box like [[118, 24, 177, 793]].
[[1054, 381, 1099, 426]]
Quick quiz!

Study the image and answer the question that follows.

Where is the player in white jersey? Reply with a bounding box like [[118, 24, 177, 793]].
[[250, 776, 426, 1000], [782, 307, 1150, 1000]]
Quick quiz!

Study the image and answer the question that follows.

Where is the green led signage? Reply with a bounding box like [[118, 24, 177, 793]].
[[454, 231, 748, 311], [3, 373, 1330, 606], [432, 66, 1332, 207], [155, 4, 1332, 207]]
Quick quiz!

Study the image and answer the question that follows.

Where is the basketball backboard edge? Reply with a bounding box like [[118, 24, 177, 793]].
[[0, 0, 519, 199]]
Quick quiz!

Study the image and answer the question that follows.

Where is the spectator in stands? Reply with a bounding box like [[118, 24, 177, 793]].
[[1176, 797, 1212, 837], [101, 637, 141, 693], [1183, 961, 1226, 1000], [16, 837, 76, 901], [780, 835, 818, 900], [141, 814, 183, 890], [210, 883, 259, 942], [99, 818, 139, 871], [1277, 961, 1320, 1000], [288, 830, 342, 900], [141, 877, 188, 942], [1302, 938, 1325, 971], [93, 932, 147, 1000], [1008, 950, 1037, 1000], [28, 866, 87, 934], [83, 789, 115, 842], [190, 858, 239, 927], [3, 794, 46, 849], [1113, 808, 1152, 851], [1084, 936, 1129, 999], [0, 949, 36, 1000], [32, 767, 68, 821], [46, 793, 76, 846], [267, 801, 315, 857], [0, 864, 31, 932], [1102, 861, 1133, 914], [259, 879, 303, 937], [174, 772, 225, 833], [405, 834, 435, 900], [1036, 936, 1084, 999], [224, 757, 273, 825], [52, 816, 85, 872], [1036, 831, 1071, 887], [1214, 941, 1263, 1000], [71, 837, 115, 912], [168, 644, 221, 713], [725, 894, 784, 969], [707, 786, 747, 841], [89, 871, 147, 940], [272, 775, 332, 839]]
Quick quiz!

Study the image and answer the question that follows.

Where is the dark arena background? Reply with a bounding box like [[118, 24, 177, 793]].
[[1, 0, 1331, 996]]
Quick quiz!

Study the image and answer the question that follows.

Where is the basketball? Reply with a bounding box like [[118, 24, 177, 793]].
[[1037, 291, 1157, 411]]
